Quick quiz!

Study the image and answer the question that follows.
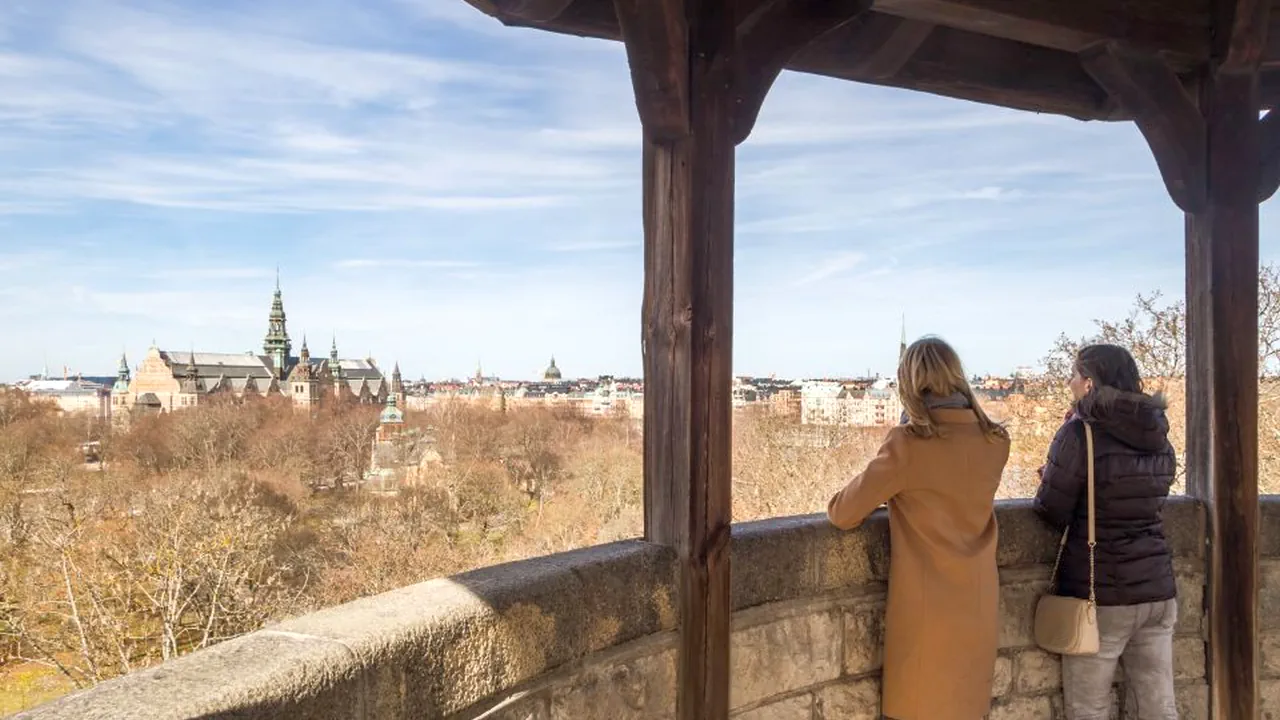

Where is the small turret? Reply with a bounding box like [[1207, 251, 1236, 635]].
[[112, 352, 131, 393]]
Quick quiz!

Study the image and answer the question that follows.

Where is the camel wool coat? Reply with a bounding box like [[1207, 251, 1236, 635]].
[[828, 409, 1010, 720]]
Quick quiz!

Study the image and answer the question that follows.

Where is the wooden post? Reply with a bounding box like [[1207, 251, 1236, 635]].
[[1081, 7, 1266, 710], [1186, 69, 1261, 719], [620, 3, 736, 717], [617, 2, 869, 716]]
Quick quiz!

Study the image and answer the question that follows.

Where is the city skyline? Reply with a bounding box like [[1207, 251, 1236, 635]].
[[3, 0, 1280, 382]]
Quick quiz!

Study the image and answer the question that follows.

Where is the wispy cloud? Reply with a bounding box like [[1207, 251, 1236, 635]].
[[547, 240, 640, 253], [795, 252, 866, 286], [334, 259, 481, 270], [0, 0, 1268, 382]]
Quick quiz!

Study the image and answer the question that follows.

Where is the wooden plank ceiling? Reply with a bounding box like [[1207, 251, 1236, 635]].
[[463, 0, 1280, 120]]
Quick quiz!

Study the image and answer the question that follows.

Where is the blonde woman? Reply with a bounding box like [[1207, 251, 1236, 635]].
[[828, 337, 1010, 720]]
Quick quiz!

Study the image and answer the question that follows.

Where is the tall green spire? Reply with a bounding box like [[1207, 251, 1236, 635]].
[[263, 275, 292, 379], [113, 351, 131, 392]]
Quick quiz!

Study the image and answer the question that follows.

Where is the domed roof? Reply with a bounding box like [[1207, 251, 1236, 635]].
[[543, 356, 562, 381]]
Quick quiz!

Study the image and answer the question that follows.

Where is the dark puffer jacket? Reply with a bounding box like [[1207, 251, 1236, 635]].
[[1033, 386, 1177, 606]]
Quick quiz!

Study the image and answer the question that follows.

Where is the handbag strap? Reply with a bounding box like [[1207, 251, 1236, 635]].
[[1047, 421, 1097, 606]]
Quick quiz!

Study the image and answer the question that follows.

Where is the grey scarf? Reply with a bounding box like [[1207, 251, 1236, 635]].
[[900, 391, 972, 424]]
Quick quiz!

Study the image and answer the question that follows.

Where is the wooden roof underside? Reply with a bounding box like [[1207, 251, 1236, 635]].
[[463, 0, 1280, 121]]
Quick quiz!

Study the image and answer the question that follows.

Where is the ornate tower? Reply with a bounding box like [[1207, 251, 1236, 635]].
[[289, 335, 320, 410], [391, 361, 405, 408], [111, 351, 131, 418], [263, 273, 292, 380]]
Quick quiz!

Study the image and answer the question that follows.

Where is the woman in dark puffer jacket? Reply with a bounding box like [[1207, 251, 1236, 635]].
[[1034, 344, 1177, 720]]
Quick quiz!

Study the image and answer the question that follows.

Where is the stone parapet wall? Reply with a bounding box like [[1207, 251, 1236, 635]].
[[18, 496, 1272, 720]]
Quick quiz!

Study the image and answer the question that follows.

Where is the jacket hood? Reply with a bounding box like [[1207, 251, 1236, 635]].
[[1074, 386, 1171, 452]]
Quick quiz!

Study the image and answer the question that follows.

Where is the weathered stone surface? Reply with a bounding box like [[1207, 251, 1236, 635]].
[[1014, 649, 1061, 694], [992, 654, 1013, 698], [1158, 498, 1205, 559], [842, 599, 885, 676], [269, 541, 676, 718], [549, 647, 675, 719], [730, 610, 842, 709], [815, 677, 880, 720], [1263, 679, 1280, 720], [1261, 496, 1280, 559], [1172, 681, 1209, 720], [994, 499, 1062, 567], [732, 517, 822, 610], [1174, 571, 1204, 636], [1174, 637, 1206, 680], [999, 576, 1048, 649], [12, 631, 365, 720], [989, 695, 1053, 720], [470, 691, 551, 720], [1263, 632, 1280, 679], [816, 514, 891, 591], [733, 694, 812, 720], [1264, 560, 1280, 633]]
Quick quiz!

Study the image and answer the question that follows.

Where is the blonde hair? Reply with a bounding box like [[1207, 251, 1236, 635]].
[[898, 336, 1007, 441]]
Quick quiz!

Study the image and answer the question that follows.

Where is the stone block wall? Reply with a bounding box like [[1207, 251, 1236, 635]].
[[1263, 499, 1280, 719], [19, 496, 1273, 720]]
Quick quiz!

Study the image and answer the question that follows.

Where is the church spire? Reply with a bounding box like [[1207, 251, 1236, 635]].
[[899, 314, 907, 363], [263, 276, 292, 379]]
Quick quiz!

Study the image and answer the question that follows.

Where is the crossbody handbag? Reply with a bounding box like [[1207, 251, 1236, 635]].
[[1033, 421, 1100, 656]]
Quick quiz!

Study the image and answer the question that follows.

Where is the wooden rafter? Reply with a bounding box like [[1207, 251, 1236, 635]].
[[843, 14, 936, 79], [1080, 42, 1207, 212], [872, 0, 1208, 63], [733, 0, 872, 143]]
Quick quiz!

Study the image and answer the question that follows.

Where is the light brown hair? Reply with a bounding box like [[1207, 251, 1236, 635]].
[[898, 336, 1008, 441]]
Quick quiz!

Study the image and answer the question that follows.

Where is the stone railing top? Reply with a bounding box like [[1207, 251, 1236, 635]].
[[15, 494, 1239, 720]]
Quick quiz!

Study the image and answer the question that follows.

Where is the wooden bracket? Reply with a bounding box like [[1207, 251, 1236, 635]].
[[1217, 0, 1272, 72], [614, 0, 692, 139], [1081, 42, 1207, 213], [1260, 109, 1280, 201], [732, 0, 872, 144]]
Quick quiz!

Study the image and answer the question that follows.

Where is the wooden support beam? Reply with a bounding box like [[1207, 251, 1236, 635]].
[[871, 0, 1208, 63], [732, 0, 871, 143], [1185, 70, 1261, 720], [621, 1, 734, 718], [1259, 109, 1280, 201], [1081, 43, 1206, 212], [796, 23, 1116, 119], [843, 15, 937, 79]]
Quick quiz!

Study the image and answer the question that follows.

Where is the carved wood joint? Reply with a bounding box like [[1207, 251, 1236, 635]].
[[614, 0, 693, 139], [1081, 42, 1207, 213], [732, 0, 872, 144]]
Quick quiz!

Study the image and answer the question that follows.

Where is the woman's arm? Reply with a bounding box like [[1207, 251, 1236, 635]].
[[1033, 420, 1088, 530], [827, 429, 911, 530]]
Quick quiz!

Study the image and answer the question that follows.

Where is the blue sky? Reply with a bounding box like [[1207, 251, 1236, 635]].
[[1, 0, 1276, 382]]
